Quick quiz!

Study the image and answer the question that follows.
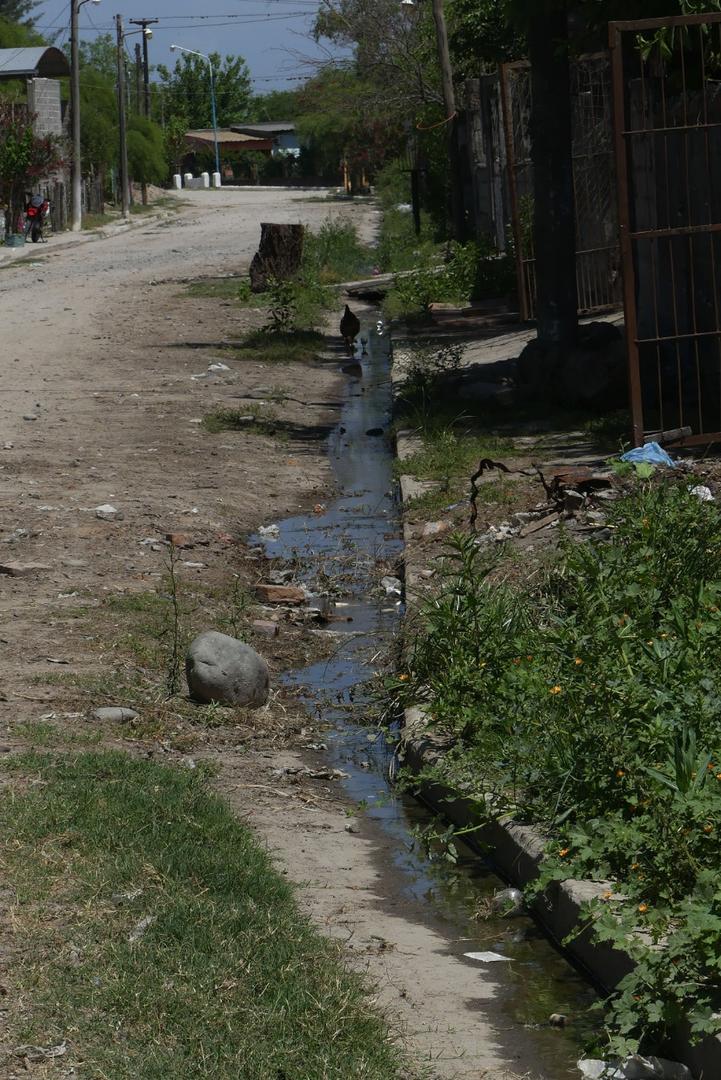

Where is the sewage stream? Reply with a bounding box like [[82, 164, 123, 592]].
[[252, 321, 597, 1077]]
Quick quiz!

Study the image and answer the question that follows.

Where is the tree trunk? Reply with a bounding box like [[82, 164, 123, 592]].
[[528, 5, 578, 349], [249, 223, 304, 293]]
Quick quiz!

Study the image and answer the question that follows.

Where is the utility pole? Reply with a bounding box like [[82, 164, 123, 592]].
[[115, 13, 130, 219], [129, 18, 158, 116], [70, 0, 101, 230], [134, 42, 142, 114], [70, 0, 81, 231], [129, 19, 157, 205]]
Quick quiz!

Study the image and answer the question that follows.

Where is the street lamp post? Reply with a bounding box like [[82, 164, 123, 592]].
[[70, 0, 100, 232], [170, 44, 221, 183]]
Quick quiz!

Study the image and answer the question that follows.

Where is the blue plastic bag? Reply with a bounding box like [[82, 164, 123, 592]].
[[620, 441, 676, 468]]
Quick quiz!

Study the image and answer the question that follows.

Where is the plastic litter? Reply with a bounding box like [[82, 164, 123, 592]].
[[620, 442, 676, 468], [258, 524, 280, 540], [577, 1057, 691, 1080], [463, 951, 511, 962], [689, 484, 714, 502]]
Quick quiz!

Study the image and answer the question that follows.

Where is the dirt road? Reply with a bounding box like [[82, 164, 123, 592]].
[[0, 190, 561, 1079]]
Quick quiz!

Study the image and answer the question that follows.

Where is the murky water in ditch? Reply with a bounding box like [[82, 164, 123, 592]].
[[251, 322, 597, 1077]]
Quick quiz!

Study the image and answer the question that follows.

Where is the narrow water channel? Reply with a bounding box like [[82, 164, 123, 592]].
[[252, 321, 596, 1077]]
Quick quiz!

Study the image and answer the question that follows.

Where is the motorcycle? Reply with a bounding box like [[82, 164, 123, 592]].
[[24, 195, 50, 243]]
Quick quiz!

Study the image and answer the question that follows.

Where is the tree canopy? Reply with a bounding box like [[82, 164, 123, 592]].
[[155, 52, 251, 129]]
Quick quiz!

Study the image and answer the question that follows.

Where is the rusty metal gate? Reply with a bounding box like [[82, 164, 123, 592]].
[[610, 13, 721, 447], [500, 55, 622, 321]]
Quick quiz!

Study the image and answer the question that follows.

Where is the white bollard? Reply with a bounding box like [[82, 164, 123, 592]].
[[184, 173, 193, 186], [173, 174, 182, 190], [201, 172, 210, 188], [212, 171, 221, 189]]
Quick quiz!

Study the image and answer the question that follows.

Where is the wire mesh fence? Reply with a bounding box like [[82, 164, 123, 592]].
[[500, 54, 622, 320]]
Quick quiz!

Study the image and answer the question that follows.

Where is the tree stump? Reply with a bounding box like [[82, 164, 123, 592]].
[[249, 223, 304, 293]]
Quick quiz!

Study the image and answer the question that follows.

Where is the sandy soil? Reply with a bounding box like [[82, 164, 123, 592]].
[[0, 190, 541, 1080]]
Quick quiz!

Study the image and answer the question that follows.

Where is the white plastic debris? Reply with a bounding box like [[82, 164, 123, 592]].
[[381, 575, 402, 596], [128, 914, 156, 944], [208, 362, 230, 372], [689, 484, 714, 502], [463, 951, 511, 963], [491, 887, 524, 915], [259, 524, 280, 540], [577, 1057, 692, 1080]]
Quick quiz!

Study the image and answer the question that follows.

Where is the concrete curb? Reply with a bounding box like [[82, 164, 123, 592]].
[[390, 333, 720, 1079], [0, 208, 174, 266]]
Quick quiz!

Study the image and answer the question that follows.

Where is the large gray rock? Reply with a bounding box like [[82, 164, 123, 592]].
[[186, 631, 270, 708]]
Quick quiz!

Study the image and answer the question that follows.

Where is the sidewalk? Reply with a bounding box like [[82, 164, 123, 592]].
[[0, 206, 175, 265]]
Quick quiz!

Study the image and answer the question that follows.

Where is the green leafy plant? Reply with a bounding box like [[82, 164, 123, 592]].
[[397, 483, 721, 1054]]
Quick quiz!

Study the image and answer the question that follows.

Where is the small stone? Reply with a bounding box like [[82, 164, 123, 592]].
[[165, 532, 193, 548], [95, 504, 123, 521], [3, 442, 13, 450], [252, 620, 280, 638], [563, 489, 586, 511], [421, 520, 451, 539], [254, 584, 306, 605], [23, 414, 38, 421], [92, 707, 139, 723], [549, 1013, 568, 1028], [0, 561, 50, 577], [186, 630, 270, 707], [366, 427, 384, 436]]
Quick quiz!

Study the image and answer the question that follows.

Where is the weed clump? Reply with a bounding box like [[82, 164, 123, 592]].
[[396, 483, 721, 1055]]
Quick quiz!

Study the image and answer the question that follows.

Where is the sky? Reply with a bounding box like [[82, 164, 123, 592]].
[[32, 0, 340, 92]]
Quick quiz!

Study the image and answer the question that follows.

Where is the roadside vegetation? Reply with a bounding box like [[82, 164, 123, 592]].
[[374, 163, 516, 321], [394, 481, 721, 1057], [0, 751, 408, 1079]]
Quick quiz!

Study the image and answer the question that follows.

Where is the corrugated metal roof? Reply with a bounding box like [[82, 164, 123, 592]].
[[231, 122, 296, 136], [0, 46, 70, 78], [185, 128, 270, 145]]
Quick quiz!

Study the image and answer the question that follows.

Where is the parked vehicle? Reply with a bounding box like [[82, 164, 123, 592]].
[[24, 195, 50, 243]]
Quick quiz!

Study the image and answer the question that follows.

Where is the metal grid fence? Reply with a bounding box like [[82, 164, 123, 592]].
[[500, 54, 622, 320], [611, 12, 721, 447]]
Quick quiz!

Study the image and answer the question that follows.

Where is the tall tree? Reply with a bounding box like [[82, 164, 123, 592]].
[[0, 0, 37, 26], [155, 52, 251, 130]]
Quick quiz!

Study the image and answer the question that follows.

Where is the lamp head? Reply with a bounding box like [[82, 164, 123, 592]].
[[144, 27, 152, 37], [170, 44, 177, 51]]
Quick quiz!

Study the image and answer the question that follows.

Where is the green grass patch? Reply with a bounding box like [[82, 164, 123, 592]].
[[183, 277, 262, 303], [202, 404, 278, 437], [397, 484, 721, 1057], [398, 427, 516, 486], [234, 329, 325, 364], [303, 217, 375, 284], [82, 211, 117, 230], [0, 751, 408, 1078]]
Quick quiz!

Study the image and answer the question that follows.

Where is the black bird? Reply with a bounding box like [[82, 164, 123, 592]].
[[340, 304, 361, 353]]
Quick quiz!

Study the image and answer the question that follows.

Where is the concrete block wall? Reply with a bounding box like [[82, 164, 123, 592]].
[[26, 78, 63, 137]]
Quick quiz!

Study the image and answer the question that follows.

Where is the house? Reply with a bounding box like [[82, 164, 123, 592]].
[[181, 128, 273, 180], [230, 122, 300, 158], [0, 47, 70, 137]]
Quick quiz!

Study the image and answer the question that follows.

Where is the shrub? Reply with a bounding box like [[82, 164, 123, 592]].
[[397, 483, 721, 1055]]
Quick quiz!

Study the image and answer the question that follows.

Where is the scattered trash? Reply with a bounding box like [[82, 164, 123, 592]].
[[111, 887, 143, 905], [208, 362, 230, 372], [304, 742, 328, 751], [577, 1057, 691, 1080], [549, 1013, 568, 1027], [689, 484, 714, 502], [128, 914, 156, 944], [620, 442, 676, 468], [258, 524, 280, 540], [344, 822, 357, 833], [3, 441, 13, 449], [92, 706, 139, 723], [381, 575, 402, 596], [463, 951, 511, 963], [14, 1041, 68, 1062], [45, 657, 70, 665], [491, 887, 524, 916]]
